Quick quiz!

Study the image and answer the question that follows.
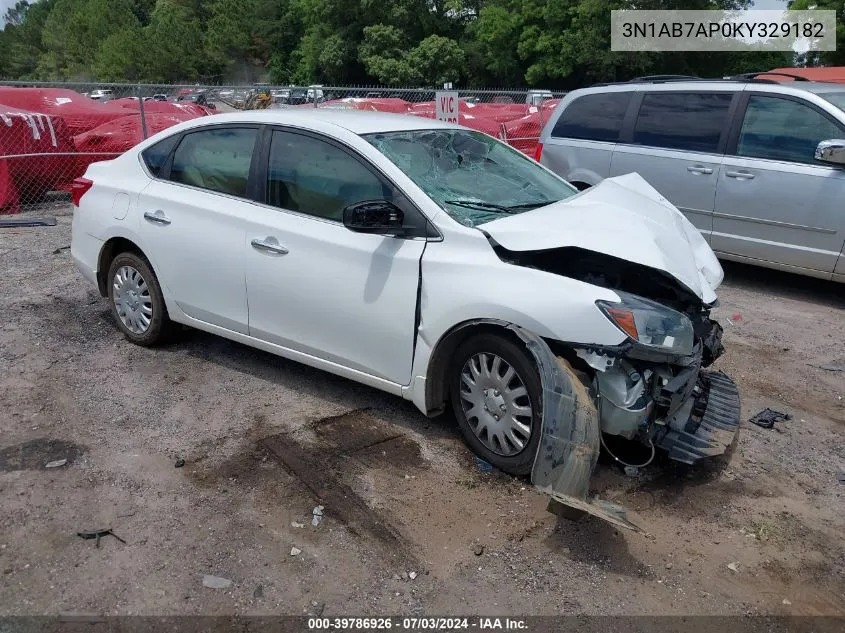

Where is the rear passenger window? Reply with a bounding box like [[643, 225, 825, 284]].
[[141, 135, 178, 177], [168, 127, 257, 197], [633, 93, 733, 153], [737, 96, 844, 164], [551, 92, 632, 142]]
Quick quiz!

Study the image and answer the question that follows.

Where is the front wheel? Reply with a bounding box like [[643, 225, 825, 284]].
[[449, 334, 542, 475]]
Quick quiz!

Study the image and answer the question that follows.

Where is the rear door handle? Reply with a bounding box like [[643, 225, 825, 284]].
[[725, 170, 755, 180], [251, 237, 289, 255], [687, 165, 713, 175], [143, 210, 171, 225]]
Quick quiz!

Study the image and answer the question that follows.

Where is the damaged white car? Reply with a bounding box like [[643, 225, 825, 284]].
[[71, 111, 740, 527]]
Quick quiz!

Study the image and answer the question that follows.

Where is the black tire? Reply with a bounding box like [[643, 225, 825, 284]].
[[449, 333, 542, 476], [107, 252, 172, 346]]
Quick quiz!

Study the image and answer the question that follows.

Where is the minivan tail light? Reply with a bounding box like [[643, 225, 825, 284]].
[[533, 142, 543, 162], [71, 178, 93, 207]]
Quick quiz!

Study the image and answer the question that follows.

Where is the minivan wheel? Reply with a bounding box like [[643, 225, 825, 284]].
[[107, 252, 171, 346], [450, 334, 542, 476]]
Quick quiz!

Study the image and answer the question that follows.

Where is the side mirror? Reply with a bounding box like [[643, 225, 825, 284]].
[[342, 200, 405, 236], [815, 139, 845, 166]]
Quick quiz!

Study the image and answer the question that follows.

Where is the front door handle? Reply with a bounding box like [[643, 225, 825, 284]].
[[143, 210, 171, 225], [251, 237, 289, 255], [687, 165, 713, 175], [725, 170, 755, 180]]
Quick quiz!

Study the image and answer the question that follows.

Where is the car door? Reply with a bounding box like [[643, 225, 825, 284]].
[[712, 93, 845, 274], [244, 127, 428, 385], [137, 125, 260, 334], [609, 90, 738, 242]]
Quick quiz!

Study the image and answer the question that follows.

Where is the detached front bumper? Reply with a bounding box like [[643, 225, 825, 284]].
[[658, 371, 741, 464]]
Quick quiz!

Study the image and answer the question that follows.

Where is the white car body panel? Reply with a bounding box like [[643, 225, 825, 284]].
[[71, 109, 725, 417], [480, 173, 723, 304], [243, 203, 425, 383]]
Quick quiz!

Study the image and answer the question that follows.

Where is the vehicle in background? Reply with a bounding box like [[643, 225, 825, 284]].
[[526, 89, 554, 105], [70, 109, 738, 527], [152, 94, 168, 102], [89, 89, 113, 101], [537, 72, 845, 283], [491, 94, 515, 104], [177, 91, 215, 109]]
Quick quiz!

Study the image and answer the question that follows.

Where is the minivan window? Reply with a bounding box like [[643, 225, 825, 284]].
[[168, 127, 257, 197], [632, 92, 733, 153], [820, 92, 845, 113], [141, 135, 179, 177], [737, 96, 844, 164], [551, 92, 632, 142]]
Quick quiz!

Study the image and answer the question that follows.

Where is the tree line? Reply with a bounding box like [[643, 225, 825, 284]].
[[0, 0, 840, 88]]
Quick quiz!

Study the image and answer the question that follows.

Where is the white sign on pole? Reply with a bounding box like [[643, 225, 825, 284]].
[[435, 90, 459, 123]]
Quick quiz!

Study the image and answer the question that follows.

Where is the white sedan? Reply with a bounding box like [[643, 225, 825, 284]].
[[71, 110, 740, 522]]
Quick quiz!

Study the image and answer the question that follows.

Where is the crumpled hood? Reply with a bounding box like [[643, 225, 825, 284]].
[[480, 173, 724, 303]]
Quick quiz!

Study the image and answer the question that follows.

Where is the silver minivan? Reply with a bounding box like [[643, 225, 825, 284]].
[[537, 75, 845, 282]]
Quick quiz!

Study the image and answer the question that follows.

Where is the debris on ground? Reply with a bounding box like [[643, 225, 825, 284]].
[[472, 543, 484, 556], [474, 456, 493, 473], [291, 521, 305, 529], [727, 562, 739, 573], [290, 546, 301, 556], [811, 362, 845, 372], [409, 571, 418, 580], [52, 245, 70, 254], [624, 466, 640, 477], [731, 313, 742, 322], [174, 459, 185, 468], [312, 505, 324, 527], [749, 408, 791, 429], [44, 459, 67, 469], [253, 584, 263, 599], [783, 598, 792, 605], [202, 575, 232, 590], [0, 217, 57, 228], [77, 528, 126, 548]]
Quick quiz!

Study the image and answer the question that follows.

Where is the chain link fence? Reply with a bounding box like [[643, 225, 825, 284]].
[[0, 81, 567, 215]]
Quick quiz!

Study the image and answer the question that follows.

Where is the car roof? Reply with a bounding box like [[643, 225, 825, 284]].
[[179, 109, 459, 135], [571, 79, 845, 96]]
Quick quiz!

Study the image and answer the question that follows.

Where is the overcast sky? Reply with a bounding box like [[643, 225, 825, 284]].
[[0, 0, 794, 29]]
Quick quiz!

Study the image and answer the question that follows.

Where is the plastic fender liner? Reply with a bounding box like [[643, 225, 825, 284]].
[[509, 325, 644, 533]]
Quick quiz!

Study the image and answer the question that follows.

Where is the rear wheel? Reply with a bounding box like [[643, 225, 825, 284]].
[[450, 334, 542, 475], [107, 252, 172, 346]]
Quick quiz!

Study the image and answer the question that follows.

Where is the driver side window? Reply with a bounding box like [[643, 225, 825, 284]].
[[266, 130, 389, 221], [736, 96, 844, 164]]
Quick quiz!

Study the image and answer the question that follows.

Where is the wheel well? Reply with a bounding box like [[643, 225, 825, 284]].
[[424, 320, 528, 417], [96, 237, 146, 296]]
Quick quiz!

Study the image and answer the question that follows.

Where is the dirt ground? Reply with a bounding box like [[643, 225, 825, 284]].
[[1, 207, 843, 617]]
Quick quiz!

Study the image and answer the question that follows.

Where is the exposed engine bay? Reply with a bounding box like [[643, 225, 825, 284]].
[[494, 244, 740, 469]]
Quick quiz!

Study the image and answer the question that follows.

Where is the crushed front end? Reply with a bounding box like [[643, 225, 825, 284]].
[[575, 307, 741, 467]]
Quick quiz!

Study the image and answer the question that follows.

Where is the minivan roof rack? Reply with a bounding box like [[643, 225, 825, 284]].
[[728, 71, 810, 82], [627, 75, 702, 83]]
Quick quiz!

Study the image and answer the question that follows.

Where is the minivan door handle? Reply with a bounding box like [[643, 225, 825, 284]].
[[725, 170, 755, 180], [143, 210, 171, 225], [687, 165, 713, 175], [251, 237, 289, 255]]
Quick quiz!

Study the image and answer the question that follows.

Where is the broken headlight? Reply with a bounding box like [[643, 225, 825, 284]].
[[596, 291, 694, 356]]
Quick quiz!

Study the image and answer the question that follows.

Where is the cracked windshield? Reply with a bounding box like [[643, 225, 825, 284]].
[[364, 129, 577, 227]]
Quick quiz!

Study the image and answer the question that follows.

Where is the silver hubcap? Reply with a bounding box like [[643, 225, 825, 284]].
[[113, 266, 153, 334], [459, 352, 534, 457]]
